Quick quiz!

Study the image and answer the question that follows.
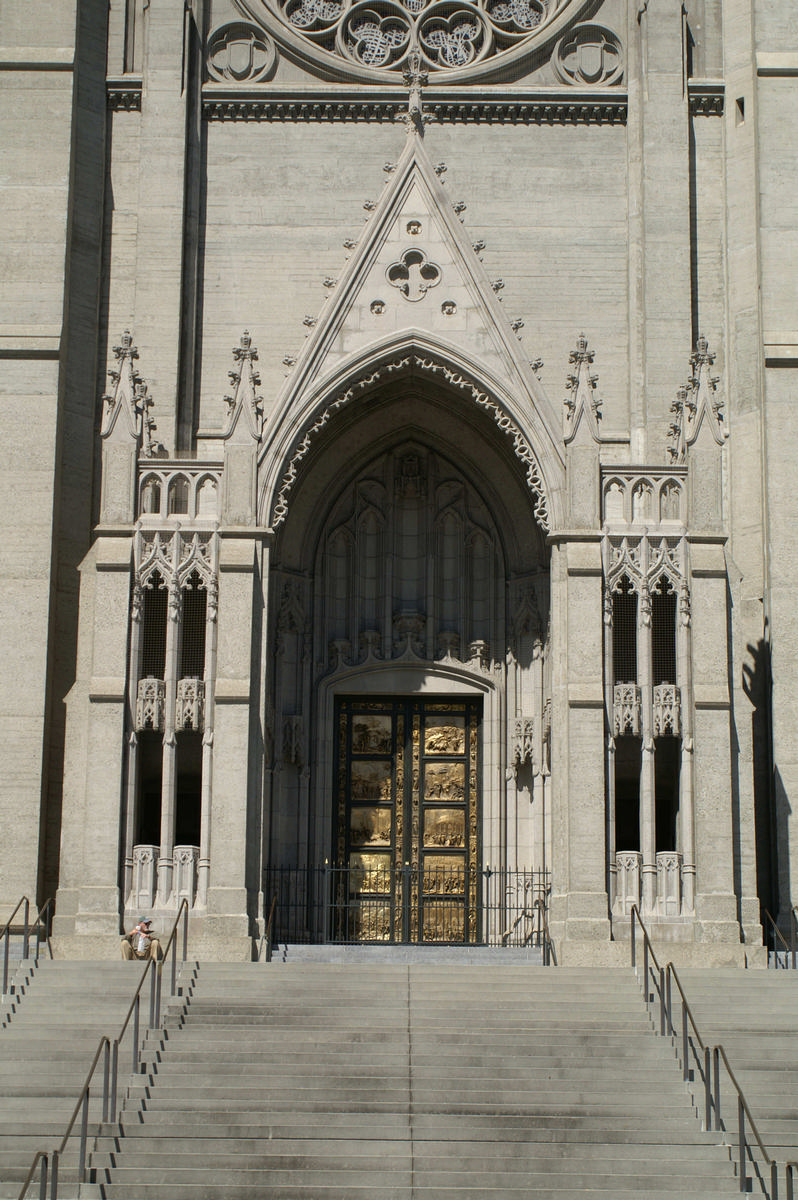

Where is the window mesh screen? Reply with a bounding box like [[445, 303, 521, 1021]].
[[612, 579, 637, 683], [141, 576, 167, 678], [652, 582, 677, 685], [180, 573, 207, 678]]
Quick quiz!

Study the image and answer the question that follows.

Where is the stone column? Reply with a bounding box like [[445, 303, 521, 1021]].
[[690, 539, 740, 944], [157, 537, 182, 905], [197, 558, 219, 908], [202, 533, 260, 954], [551, 536, 611, 951], [677, 571, 696, 912], [133, 0, 195, 453], [638, 540, 656, 916], [122, 571, 144, 905], [628, 0, 693, 459], [53, 537, 133, 948]]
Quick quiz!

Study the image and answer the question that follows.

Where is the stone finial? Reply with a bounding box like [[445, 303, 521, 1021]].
[[399, 50, 430, 136], [563, 331, 602, 443], [221, 330, 264, 443], [101, 330, 164, 455], [668, 335, 726, 462]]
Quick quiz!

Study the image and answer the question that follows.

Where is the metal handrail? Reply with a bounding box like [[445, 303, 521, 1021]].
[[709, 1043, 778, 1197], [532, 898, 557, 966], [764, 908, 794, 968], [153, 898, 190, 1028], [48, 1036, 113, 1198], [628, 915, 780, 1196], [662, 960, 779, 1195], [2, 897, 30, 995], [17, 1152, 50, 1200], [2, 897, 54, 996], [18, 899, 191, 1200], [792, 906, 798, 970], [786, 1159, 798, 1200], [31, 899, 54, 963], [630, 906, 668, 1034], [261, 894, 277, 963]]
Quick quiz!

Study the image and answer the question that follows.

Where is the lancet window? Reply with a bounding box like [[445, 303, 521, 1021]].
[[125, 529, 219, 917], [603, 534, 694, 922]]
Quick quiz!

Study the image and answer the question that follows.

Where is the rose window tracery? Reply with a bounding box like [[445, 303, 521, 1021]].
[[235, 0, 589, 79]]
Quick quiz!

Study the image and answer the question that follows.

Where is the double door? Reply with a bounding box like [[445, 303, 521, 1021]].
[[335, 696, 480, 943]]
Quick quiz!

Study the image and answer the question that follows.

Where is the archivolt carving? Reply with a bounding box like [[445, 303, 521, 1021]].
[[236, 0, 586, 81], [601, 468, 686, 527], [605, 533, 683, 596], [317, 446, 502, 678], [135, 530, 218, 600], [269, 355, 550, 531]]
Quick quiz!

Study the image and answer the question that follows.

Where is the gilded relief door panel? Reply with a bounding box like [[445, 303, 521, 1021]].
[[335, 698, 480, 943]]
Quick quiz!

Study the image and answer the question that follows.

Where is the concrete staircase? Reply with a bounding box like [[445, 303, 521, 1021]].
[[0, 960, 155, 1197], [86, 963, 741, 1199], [678, 969, 798, 1164]]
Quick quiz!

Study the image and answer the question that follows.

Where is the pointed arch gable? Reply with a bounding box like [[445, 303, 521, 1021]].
[[258, 333, 566, 533]]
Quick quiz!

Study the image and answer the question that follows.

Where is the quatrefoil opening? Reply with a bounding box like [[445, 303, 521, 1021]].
[[419, 9, 485, 67], [386, 248, 443, 301], [341, 4, 411, 67]]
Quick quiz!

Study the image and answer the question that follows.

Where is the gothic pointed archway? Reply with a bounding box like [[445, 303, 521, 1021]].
[[262, 360, 555, 943]]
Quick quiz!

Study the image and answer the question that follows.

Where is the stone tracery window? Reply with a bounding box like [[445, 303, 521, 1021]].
[[236, 0, 586, 79]]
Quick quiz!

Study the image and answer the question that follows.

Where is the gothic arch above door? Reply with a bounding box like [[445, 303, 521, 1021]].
[[267, 408, 552, 883]]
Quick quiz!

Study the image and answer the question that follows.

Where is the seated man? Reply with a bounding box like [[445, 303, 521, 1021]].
[[121, 917, 162, 961]]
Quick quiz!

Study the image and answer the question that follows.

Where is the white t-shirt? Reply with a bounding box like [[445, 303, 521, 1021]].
[[136, 926, 150, 952]]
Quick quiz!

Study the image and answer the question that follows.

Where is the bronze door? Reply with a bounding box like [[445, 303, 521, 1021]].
[[335, 697, 480, 943]]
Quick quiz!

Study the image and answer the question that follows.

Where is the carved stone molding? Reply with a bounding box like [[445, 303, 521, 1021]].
[[386, 248, 442, 301], [276, 579, 308, 654], [668, 336, 727, 462], [283, 714, 304, 764], [613, 682, 641, 737], [563, 332, 602, 443], [175, 678, 206, 731], [107, 78, 143, 111], [512, 716, 535, 774], [221, 331, 265, 443], [656, 851, 683, 917], [604, 533, 683, 595], [136, 677, 166, 731], [614, 850, 642, 915], [601, 467, 686, 528], [138, 467, 222, 523], [136, 530, 217, 593], [652, 683, 680, 737], [393, 612, 427, 657], [207, 20, 277, 82], [270, 354, 550, 531], [173, 845, 200, 908], [101, 331, 162, 456], [553, 23, 623, 87], [129, 844, 158, 909], [202, 91, 627, 125], [688, 82, 724, 116]]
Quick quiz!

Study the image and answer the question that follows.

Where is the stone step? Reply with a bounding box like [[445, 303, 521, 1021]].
[[90, 1138, 726, 1162], [85, 1184, 741, 1200], [89, 1166, 734, 1189]]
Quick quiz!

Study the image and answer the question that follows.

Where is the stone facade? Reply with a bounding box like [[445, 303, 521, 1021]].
[[0, 0, 795, 963]]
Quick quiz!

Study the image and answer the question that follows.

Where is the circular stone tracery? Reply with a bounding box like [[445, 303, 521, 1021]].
[[235, 0, 589, 81]]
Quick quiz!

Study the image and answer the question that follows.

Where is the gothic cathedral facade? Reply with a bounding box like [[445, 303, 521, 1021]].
[[1, 0, 795, 962]]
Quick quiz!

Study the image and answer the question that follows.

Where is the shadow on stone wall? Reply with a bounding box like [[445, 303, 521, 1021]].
[[742, 628, 781, 923]]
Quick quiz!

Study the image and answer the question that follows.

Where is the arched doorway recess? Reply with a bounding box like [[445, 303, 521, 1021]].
[[264, 375, 553, 944]]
